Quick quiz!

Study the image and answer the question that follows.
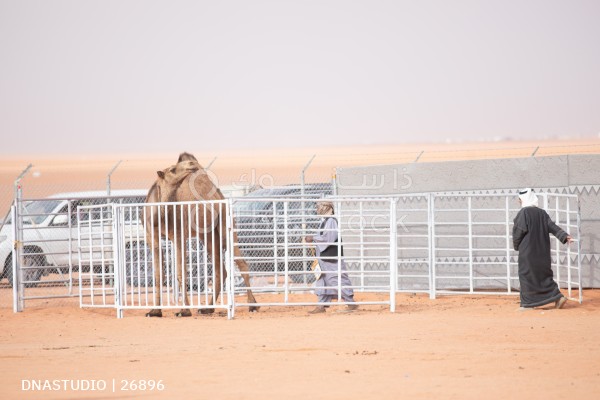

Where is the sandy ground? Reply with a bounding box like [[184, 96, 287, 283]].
[[1, 290, 599, 399], [1, 140, 600, 399]]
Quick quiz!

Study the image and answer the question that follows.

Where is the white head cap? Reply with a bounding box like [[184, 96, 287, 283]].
[[518, 188, 539, 208], [316, 200, 334, 215]]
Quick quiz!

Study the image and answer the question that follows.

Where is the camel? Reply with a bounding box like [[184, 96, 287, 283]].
[[144, 153, 258, 317]]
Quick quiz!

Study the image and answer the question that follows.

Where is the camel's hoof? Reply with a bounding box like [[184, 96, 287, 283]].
[[198, 308, 215, 315], [146, 309, 163, 318], [175, 309, 192, 317], [249, 306, 260, 313]]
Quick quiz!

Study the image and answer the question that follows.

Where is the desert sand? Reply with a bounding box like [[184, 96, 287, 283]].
[[1, 290, 599, 399], [1, 139, 600, 399]]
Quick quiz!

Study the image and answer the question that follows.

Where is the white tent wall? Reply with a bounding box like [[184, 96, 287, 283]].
[[336, 154, 600, 287]]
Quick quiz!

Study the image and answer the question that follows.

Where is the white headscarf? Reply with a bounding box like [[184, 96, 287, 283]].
[[316, 201, 334, 216], [518, 188, 539, 208]]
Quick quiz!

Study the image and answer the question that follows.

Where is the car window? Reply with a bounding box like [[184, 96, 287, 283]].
[[23, 200, 62, 225], [234, 200, 272, 215]]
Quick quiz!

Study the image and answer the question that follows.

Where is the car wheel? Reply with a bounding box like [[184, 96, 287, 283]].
[[3, 255, 13, 287], [22, 254, 44, 287], [7, 254, 45, 288]]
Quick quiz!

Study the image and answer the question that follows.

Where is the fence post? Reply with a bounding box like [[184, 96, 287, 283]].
[[106, 160, 122, 196], [112, 204, 124, 319], [531, 146, 540, 157], [332, 168, 338, 196], [283, 201, 290, 303], [576, 197, 582, 303], [467, 197, 473, 293], [505, 196, 512, 294], [11, 205, 19, 313], [414, 150, 425, 163], [566, 197, 572, 295], [300, 155, 316, 285], [12, 164, 31, 313], [206, 157, 217, 170], [226, 198, 235, 319], [428, 193, 436, 299], [389, 198, 398, 312]]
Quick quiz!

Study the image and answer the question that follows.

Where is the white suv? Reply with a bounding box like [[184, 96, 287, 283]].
[[0, 190, 147, 287]]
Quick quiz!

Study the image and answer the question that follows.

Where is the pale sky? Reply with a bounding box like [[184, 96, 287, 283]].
[[1, 0, 599, 155]]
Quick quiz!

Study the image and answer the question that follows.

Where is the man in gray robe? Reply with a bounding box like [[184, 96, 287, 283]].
[[305, 201, 358, 314], [512, 188, 572, 309]]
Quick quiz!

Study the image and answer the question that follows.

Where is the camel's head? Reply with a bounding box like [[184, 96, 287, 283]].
[[156, 160, 201, 187]]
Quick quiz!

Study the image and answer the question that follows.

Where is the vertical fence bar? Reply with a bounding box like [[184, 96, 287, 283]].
[[566, 198, 572, 294], [554, 196, 561, 286], [283, 201, 290, 303], [226, 200, 235, 319], [467, 197, 473, 293], [203, 203, 209, 308], [67, 201, 74, 295], [102, 206, 109, 306], [576, 197, 582, 303], [77, 206, 84, 307], [143, 204, 150, 307], [160, 204, 167, 307], [336, 200, 342, 303], [219, 202, 225, 309], [178, 204, 184, 307], [359, 201, 365, 291], [112, 205, 124, 318], [15, 192, 24, 311], [427, 194, 436, 299], [187, 204, 192, 306], [272, 201, 279, 286], [389, 198, 398, 312], [505, 196, 511, 293], [11, 204, 19, 312]]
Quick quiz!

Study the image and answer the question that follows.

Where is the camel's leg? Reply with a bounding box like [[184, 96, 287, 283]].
[[230, 230, 259, 312], [233, 246, 259, 312], [174, 233, 191, 317], [199, 233, 222, 315], [146, 224, 163, 318]]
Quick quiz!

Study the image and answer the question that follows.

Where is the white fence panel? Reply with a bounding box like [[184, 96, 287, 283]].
[[430, 193, 581, 299], [72, 193, 582, 317], [78, 204, 115, 308], [111, 201, 235, 318], [229, 197, 394, 312]]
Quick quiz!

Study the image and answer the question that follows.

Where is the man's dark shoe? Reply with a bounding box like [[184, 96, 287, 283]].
[[308, 306, 326, 314]]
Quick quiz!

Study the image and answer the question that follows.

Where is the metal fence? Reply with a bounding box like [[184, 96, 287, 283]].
[[429, 193, 581, 300], [2, 190, 147, 311], [79, 200, 236, 318], [4, 192, 582, 316]]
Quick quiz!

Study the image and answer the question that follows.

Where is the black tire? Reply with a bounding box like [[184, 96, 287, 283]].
[[3, 253, 44, 288], [22, 254, 44, 288], [3, 255, 13, 287]]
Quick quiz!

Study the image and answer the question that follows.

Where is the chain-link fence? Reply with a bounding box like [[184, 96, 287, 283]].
[[1, 143, 597, 309]]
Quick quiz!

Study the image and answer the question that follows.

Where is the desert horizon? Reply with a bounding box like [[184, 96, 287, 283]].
[[1, 138, 600, 214]]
